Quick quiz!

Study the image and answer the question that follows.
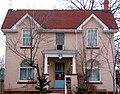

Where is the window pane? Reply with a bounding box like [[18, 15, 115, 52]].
[[93, 30, 97, 46], [88, 30, 92, 46], [86, 60, 99, 69], [22, 29, 31, 46], [85, 69, 92, 81], [23, 38, 26, 45], [55, 72, 65, 80], [28, 68, 34, 80], [94, 62, 99, 68], [88, 29, 97, 47], [56, 33, 64, 45], [20, 60, 34, 81], [20, 68, 27, 80], [55, 63, 64, 71], [20, 60, 30, 67], [85, 60, 100, 81], [92, 69, 100, 81]]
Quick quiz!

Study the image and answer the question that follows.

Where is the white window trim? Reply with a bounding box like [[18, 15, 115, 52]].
[[56, 33, 65, 50], [85, 60, 101, 82], [85, 68, 101, 82], [86, 28, 98, 47], [19, 63, 36, 82], [21, 28, 32, 47]]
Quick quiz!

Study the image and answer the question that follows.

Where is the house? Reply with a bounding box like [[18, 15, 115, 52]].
[[1, 0, 118, 94]]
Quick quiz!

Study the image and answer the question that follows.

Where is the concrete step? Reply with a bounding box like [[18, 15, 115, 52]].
[[50, 89, 72, 94], [48, 93, 64, 94]]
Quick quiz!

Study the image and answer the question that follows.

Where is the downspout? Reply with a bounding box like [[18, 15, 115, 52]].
[[75, 30, 78, 50]]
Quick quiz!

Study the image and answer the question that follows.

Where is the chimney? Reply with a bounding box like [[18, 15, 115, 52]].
[[104, 0, 109, 10]]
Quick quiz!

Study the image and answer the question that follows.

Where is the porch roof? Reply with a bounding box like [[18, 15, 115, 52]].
[[42, 50, 77, 54], [42, 50, 77, 58]]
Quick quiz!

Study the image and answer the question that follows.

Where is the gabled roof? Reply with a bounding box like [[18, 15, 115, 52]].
[[1, 9, 118, 29]]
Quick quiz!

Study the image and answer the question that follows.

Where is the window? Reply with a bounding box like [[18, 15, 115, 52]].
[[87, 29, 98, 47], [20, 60, 34, 81], [22, 29, 31, 46], [85, 59, 100, 82], [56, 33, 64, 50]]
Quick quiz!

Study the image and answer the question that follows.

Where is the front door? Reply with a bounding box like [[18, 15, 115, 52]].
[[54, 63, 65, 89]]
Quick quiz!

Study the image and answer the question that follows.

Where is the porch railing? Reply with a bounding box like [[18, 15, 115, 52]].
[[65, 75, 71, 94]]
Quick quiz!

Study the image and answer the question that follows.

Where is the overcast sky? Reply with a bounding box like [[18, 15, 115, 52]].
[[0, 0, 66, 57]]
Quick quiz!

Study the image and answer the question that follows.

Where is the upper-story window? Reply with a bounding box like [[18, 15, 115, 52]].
[[20, 60, 34, 81], [56, 33, 64, 50], [85, 59, 100, 82], [87, 29, 98, 47], [22, 29, 32, 46]]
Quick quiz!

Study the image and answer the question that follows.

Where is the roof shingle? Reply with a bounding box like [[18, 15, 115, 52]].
[[1, 9, 118, 29]]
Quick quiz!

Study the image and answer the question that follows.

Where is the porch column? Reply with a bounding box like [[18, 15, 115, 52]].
[[72, 56, 76, 74], [44, 56, 48, 74]]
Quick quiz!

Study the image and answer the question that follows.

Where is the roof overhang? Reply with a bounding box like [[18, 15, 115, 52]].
[[1, 29, 18, 34], [103, 29, 118, 33], [1, 12, 118, 33], [40, 29, 80, 33], [77, 14, 109, 31]]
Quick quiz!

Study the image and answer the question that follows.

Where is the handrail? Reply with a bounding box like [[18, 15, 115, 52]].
[[65, 75, 71, 94]]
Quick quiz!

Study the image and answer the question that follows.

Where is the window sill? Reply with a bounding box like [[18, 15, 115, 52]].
[[17, 81, 37, 84], [20, 46, 34, 49], [86, 47, 100, 49], [85, 81, 103, 84]]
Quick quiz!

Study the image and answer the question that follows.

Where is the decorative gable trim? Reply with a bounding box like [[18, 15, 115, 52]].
[[77, 14, 109, 30], [11, 13, 43, 29], [103, 29, 118, 33], [1, 29, 18, 34]]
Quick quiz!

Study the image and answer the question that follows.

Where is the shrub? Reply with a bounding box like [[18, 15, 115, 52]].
[[74, 86, 88, 94]]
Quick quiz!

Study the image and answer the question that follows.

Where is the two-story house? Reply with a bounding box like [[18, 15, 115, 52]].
[[1, 0, 118, 94]]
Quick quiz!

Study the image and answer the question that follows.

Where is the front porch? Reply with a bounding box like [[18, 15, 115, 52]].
[[42, 50, 78, 90]]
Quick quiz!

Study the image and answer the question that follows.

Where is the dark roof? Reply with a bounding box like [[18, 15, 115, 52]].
[[1, 9, 118, 29]]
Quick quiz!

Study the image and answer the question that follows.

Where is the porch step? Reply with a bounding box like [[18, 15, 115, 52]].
[[50, 89, 72, 94]]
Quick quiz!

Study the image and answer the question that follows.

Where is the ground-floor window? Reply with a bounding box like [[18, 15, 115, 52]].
[[20, 60, 34, 81], [85, 59, 100, 82]]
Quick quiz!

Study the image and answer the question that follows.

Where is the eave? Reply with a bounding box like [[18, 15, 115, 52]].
[[103, 29, 118, 33], [1, 29, 18, 34], [41, 29, 82, 33]]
